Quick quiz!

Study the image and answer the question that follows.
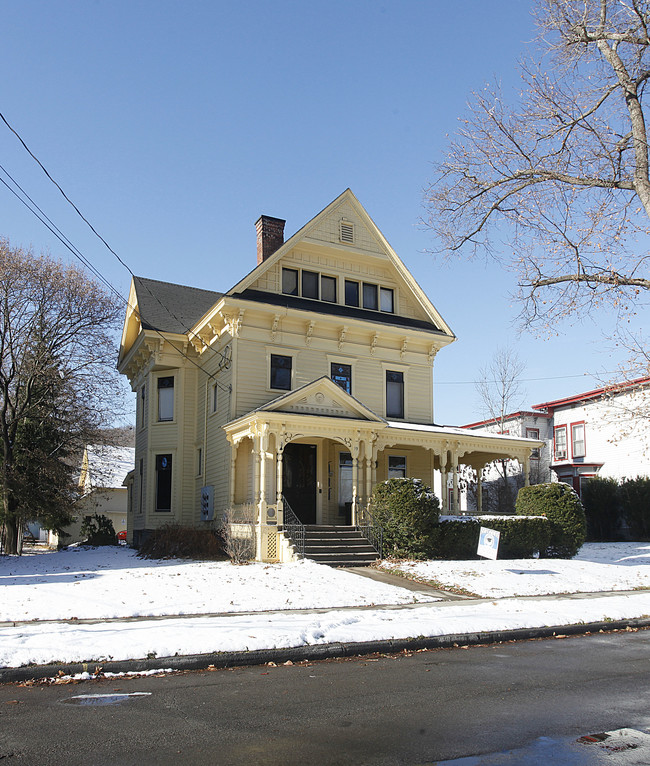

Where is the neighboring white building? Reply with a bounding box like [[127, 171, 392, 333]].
[[462, 377, 650, 509], [48, 445, 135, 546]]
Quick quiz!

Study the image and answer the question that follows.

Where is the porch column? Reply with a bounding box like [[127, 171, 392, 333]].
[[477, 471, 483, 514], [258, 427, 268, 518], [452, 453, 459, 514], [351, 439, 360, 526], [276, 441, 284, 518], [253, 436, 261, 515], [523, 455, 531, 486], [365, 455, 373, 509], [440, 451, 448, 513], [229, 440, 237, 505]]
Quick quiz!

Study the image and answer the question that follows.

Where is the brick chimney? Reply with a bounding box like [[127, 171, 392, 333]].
[[255, 215, 285, 265]]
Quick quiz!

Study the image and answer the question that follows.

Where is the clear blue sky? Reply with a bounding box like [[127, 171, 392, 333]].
[[2, 1, 637, 425]]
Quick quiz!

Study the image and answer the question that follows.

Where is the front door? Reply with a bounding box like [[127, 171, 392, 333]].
[[283, 443, 317, 524]]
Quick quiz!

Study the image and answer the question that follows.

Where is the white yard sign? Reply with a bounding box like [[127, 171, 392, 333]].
[[477, 527, 500, 560]]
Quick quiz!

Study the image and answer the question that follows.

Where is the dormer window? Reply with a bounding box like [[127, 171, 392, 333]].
[[340, 220, 354, 243]]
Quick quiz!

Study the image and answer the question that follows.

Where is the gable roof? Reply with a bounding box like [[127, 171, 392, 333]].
[[241, 376, 385, 423], [226, 189, 455, 339], [133, 276, 223, 334]]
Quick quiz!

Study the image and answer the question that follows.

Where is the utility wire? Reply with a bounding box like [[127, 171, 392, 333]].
[[435, 371, 624, 386], [0, 160, 229, 391], [0, 111, 231, 388]]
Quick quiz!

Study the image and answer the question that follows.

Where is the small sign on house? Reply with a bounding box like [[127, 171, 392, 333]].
[[477, 526, 500, 560], [201, 486, 214, 521]]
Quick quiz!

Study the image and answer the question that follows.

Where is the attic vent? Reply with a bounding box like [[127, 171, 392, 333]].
[[340, 221, 354, 244]]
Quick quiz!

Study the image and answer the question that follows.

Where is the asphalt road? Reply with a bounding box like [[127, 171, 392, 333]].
[[1, 629, 649, 765]]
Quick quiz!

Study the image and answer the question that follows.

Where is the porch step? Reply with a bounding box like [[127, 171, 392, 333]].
[[299, 525, 380, 568]]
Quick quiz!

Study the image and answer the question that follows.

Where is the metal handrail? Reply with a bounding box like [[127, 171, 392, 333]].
[[280, 495, 305, 558], [356, 505, 383, 559]]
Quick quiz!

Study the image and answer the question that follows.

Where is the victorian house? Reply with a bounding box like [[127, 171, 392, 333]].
[[118, 190, 541, 561]]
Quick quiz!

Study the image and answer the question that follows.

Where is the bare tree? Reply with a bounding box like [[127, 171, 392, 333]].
[[425, 0, 650, 337], [475, 348, 527, 513], [0, 241, 123, 555]]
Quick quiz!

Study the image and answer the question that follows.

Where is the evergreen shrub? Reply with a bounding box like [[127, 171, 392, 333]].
[[480, 516, 551, 559], [80, 514, 117, 546], [430, 519, 479, 559], [620, 477, 650, 540], [581, 477, 622, 541], [516, 482, 586, 558], [370, 478, 440, 559]]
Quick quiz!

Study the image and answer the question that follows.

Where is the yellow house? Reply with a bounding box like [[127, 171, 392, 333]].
[[118, 190, 541, 562]]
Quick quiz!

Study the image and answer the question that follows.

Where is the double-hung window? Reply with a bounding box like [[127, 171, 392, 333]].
[[155, 454, 172, 511], [157, 376, 174, 422], [270, 354, 292, 390], [554, 426, 568, 460], [386, 371, 404, 419], [363, 283, 378, 310], [388, 455, 406, 478], [571, 423, 585, 458], [526, 428, 540, 459], [345, 280, 359, 307]]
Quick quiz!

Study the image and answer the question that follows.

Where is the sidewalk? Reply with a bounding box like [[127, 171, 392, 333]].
[[3, 569, 650, 684]]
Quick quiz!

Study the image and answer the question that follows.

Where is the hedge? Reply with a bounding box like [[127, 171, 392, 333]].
[[430, 516, 550, 560], [516, 482, 586, 558], [620, 477, 650, 540]]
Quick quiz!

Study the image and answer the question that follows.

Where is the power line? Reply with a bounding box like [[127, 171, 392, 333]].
[[0, 111, 231, 389], [435, 371, 622, 385]]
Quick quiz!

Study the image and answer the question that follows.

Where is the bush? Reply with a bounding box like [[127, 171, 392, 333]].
[[370, 478, 440, 559], [430, 519, 480, 559], [620, 477, 650, 540], [429, 516, 550, 559], [516, 482, 586, 558], [138, 524, 226, 560], [221, 505, 256, 564], [581, 477, 622, 541], [480, 516, 551, 559], [80, 514, 117, 546]]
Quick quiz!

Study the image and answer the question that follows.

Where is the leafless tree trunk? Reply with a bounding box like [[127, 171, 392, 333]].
[[0, 241, 123, 554], [425, 0, 650, 354], [475, 348, 527, 513]]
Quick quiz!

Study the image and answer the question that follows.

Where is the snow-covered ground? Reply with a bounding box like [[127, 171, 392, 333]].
[[1, 543, 650, 670], [381, 543, 650, 598], [0, 546, 436, 623]]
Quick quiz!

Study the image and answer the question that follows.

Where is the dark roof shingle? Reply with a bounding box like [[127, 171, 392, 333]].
[[133, 277, 223, 334]]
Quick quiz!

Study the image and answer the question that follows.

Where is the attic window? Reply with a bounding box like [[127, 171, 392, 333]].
[[340, 221, 354, 244]]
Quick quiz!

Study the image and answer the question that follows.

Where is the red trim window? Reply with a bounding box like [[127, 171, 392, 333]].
[[526, 428, 540, 459], [554, 425, 568, 461], [571, 422, 586, 458]]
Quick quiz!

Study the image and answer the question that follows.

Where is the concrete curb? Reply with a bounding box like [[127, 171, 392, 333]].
[[2, 616, 649, 685]]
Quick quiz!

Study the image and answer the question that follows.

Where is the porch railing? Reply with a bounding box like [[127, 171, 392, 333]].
[[281, 495, 305, 558], [356, 505, 383, 559]]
